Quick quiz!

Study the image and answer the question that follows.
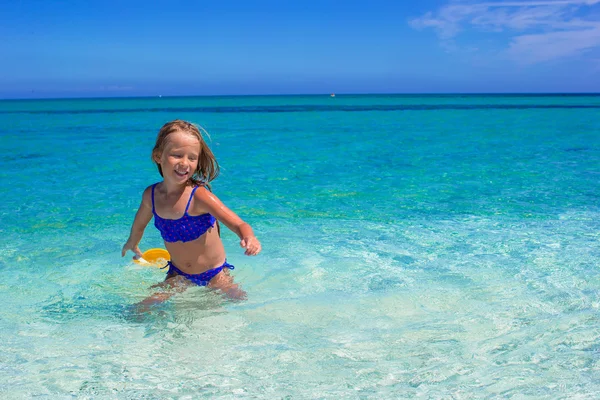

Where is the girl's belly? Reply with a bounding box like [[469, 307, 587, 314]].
[[164, 230, 226, 274]]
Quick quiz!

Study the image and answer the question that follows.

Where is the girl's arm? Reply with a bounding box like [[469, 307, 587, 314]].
[[194, 187, 261, 256], [122, 187, 154, 258]]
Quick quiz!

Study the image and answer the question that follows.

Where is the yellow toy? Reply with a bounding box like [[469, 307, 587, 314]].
[[132, 248, 170, 267]]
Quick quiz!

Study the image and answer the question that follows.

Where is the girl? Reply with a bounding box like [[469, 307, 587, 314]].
[[122, 120, 261, 301]]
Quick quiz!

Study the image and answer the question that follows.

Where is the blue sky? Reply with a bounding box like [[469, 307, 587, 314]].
[[1, 0, 599, 98]]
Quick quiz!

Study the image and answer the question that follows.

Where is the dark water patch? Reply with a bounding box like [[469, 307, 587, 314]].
[[3, 104, 600, 115], [3, 153, 47, 161], [39, 292, 131, 323], [394, 255, 416, 265], [367, 274, 407, 291]]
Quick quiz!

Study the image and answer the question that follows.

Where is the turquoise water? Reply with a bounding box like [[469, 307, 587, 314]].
[[1, 94, 599, 398]]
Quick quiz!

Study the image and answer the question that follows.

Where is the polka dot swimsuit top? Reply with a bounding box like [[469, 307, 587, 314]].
[[152, 184, 216, 243]]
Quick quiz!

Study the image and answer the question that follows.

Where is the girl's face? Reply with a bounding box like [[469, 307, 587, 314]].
[[154, 130, 201, 184]]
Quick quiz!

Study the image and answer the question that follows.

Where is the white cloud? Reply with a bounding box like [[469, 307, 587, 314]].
[[410, 0, 600, 63], [508, 25, 600, 62]]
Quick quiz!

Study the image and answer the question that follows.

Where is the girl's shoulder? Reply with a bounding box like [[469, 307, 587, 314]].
[[140, 182, 161, 208], [142, 182, 160, 196], [192, 184, 213, 199], [192, 184, 223, 206]]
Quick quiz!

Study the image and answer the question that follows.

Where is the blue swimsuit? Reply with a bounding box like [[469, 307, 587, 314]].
[[152, 184, 216, 243], [152, 183, 234, 285], [164, 260, 235, 286]]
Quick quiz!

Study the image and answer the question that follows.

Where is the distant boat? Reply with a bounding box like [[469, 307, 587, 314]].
[[330, 93, 335, 97]]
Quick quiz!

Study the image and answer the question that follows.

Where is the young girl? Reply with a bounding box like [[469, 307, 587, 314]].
[[122, 120, 261, 300]]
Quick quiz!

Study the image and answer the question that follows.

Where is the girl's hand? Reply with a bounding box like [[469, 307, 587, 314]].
[[122, 241, 143, 259], [240, 236, 261, 256]]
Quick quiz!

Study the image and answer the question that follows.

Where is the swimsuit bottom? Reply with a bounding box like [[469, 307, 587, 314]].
[[163, 260, 234, 286]]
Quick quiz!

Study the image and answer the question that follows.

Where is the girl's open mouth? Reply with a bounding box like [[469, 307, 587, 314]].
[[174, 170, 188, 177]]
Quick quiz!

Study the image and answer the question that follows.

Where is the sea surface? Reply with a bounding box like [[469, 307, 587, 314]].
[[0, 94, 599, 398]]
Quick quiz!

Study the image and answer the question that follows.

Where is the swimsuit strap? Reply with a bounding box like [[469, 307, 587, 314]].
[[184, 186, 199, 214], [151, 183, 157, 214]]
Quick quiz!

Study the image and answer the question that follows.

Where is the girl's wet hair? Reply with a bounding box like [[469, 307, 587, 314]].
[[152, 120, 220, 186]]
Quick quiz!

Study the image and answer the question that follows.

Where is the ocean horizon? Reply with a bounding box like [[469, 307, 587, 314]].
[[2, 91, 600, 102]]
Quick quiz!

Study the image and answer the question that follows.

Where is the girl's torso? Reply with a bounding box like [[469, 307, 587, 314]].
[[151, 183, 226, 274]]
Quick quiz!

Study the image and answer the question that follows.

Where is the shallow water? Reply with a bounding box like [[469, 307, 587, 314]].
[[1, 94, 599, 398]]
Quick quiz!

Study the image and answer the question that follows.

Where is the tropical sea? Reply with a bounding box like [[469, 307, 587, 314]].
[[0, 94, 599, 398]]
